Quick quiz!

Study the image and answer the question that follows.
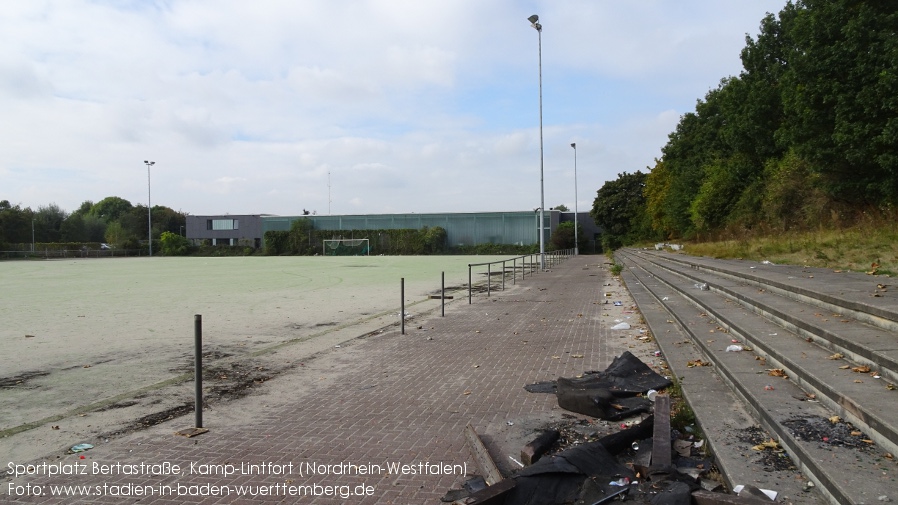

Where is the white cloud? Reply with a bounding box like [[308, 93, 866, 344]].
[[1, 0, 789, 216]]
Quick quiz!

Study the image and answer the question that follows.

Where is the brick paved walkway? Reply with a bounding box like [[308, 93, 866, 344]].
[[6, 257, 648, 504]]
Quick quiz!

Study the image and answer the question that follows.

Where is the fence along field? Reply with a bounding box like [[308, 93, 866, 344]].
[[1, 255, 504, 463]]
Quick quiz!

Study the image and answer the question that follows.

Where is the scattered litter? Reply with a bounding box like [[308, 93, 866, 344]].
[[506, 421, 514, 426], [609, 477, 630, 486], [733, 485, 778, 501], [508, 456, 524, 468], [768, 369, 788, 378], [613, 301, 623, 306], [611, 322, 631, 330], [661, 296, 669, 301], [694, 283, 709, 290], [761, 260, 775, 265], [726, 345, 744, 352], [674, 439, 693, 457], [70, 443, 94, 453], [764, 384, 775, 391], [828, 353, 844, 360], [175, 427, 209, 438], [687, 359, 710, 367], [752, 439, 780, 451], [646, 389, 658, 401], [541, 351, 671, 420]]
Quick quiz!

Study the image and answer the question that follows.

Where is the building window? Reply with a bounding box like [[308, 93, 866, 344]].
[[208, 219, 239, 230]]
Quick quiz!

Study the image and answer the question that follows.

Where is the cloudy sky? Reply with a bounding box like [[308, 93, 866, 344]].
[[2, 0, 787, 217]]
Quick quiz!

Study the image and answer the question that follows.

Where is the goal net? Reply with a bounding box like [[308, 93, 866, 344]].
[[322, 238, 370, 256]]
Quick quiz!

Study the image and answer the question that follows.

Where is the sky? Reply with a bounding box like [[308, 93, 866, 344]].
[[1, 0, 788, 217]]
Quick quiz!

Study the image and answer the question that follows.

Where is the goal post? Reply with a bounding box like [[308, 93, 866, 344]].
[[322, 238, 370, 256]]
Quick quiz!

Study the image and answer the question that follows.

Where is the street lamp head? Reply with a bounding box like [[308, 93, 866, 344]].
[[144, 160, 154, 166], [528, 14, 541, 31], [571, 143, 576, 149]]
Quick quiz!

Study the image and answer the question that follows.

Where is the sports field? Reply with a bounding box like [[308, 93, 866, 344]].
[[1, 255, 516, 462]]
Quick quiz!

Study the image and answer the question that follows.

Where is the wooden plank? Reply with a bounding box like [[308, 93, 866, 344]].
[[521, 429, 559, 466], [652, 395, 672, 468], [464, 423, 504, 485]]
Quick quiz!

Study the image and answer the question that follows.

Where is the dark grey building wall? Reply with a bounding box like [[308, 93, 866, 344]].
[[186, 215, 265, 247]]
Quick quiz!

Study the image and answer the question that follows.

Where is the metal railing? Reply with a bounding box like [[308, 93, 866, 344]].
[[467, 249, 574, 303], [0, 249, 144, 260]]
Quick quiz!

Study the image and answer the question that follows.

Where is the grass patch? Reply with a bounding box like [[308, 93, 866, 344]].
[[610, 262, 623, 276], [680, 220, 898, 276]]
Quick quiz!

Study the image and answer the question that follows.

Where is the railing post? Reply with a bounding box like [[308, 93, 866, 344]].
[[441, 271, 445, 317], [502, 261, 506, 290], [487, 263, 491, 297], [401, 278, 405, 334], [194, 314, 203, 429], [513, 257, 517, 284], [468, 264, 472, 304]]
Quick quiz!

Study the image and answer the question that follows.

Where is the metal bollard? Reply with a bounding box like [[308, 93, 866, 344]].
[[194, 314, 203, 429]]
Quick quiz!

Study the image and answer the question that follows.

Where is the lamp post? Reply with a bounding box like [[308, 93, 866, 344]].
[[144, 160, 154, 257], [571, 143, 579, 255], [528, 14, 545, 270], [32, 218, 35, 252]]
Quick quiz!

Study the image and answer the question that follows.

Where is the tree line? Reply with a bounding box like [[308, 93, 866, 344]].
[[591, 0, 898, 250], [0, 197, 186, 251]]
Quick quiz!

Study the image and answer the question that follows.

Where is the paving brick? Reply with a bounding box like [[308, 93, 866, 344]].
[[5, 258, 645, 504]]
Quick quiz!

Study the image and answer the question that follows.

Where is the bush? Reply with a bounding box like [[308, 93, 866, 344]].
[[160, 231, 190, 256]]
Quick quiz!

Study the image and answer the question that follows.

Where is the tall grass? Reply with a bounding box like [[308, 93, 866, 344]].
[[681, 220, 898, 276]]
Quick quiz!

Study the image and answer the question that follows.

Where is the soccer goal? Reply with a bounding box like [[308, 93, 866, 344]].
[[322, 238, 370, 256]]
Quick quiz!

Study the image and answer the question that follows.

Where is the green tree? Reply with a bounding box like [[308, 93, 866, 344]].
[[0, 200, 32, 246], [35, 204, 67, 243], [152, 206, 187, 236], [288, 218, 314, 254], [90, 196, 133, 222], [422, 226, 448, 254], [779, 0, 898, 205], [549, 221, 585, 251], [83, 214, 107, 242], [160, 231, 190, 256], [104, 221, 130, 246], [121, 205, 149, 244], [590, 171, 651, 250], [60, 213, 86, 242], [551, 204, 569, 212]]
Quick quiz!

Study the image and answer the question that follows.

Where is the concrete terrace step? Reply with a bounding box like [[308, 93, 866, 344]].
[[616, 248, 898, 505], [621, 249, 898, 454]]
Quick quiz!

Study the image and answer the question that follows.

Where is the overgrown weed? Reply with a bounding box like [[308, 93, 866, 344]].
[[680, 219, 897, 275]]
